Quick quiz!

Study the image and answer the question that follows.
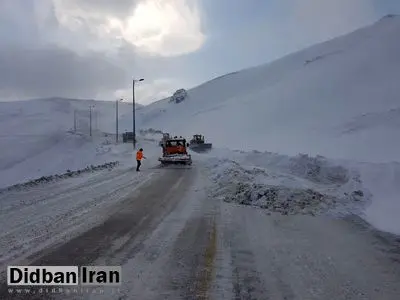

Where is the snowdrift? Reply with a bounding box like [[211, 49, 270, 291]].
[[198, 148, 400, 234], [201, 150, 368, 216]]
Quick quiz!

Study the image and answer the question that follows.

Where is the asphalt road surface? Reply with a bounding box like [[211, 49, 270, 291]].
[[1, 165, 400, 299]]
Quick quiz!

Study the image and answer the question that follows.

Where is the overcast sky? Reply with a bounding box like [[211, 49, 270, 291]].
[[0, 0, 399, 104]]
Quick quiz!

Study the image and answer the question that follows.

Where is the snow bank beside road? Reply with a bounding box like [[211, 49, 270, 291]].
[[206, 154, 369, 217], [352, 161, 400, 235], [0, 130, 161, 190], [0, 161, 119, 194], [0, 131, 118, 189], [201, 148, 400, 234]]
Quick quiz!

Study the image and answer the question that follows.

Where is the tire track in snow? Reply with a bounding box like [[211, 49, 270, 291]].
[[0, 167, 154, 271], [0, 168, 195, 300], [165, 200, 218, 300], [87, 167, 214, 300], [225, 210, 271, 300], [98, 172, 192, 266], [24, 169, 188, 267]]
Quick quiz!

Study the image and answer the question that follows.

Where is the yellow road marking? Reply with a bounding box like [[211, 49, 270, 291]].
[[196, 220, 217, 299]]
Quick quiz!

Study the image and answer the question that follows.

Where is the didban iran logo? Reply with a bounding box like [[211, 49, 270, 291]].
[[7, 266, 121, 286]]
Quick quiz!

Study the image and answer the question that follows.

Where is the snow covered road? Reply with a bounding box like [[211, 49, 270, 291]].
[[1, 163, 400, 299], [212, 203, 400, 299]]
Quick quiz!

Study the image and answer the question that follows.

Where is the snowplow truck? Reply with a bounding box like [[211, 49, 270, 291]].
[[189, 134, 212, 152], [159, 136, 192, 165]]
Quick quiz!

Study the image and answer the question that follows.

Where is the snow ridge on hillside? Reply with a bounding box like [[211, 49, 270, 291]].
[[136, 15, 400, 163]]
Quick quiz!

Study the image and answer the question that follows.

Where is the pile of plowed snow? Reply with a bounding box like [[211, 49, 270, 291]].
[[206, 153, 369, 217]]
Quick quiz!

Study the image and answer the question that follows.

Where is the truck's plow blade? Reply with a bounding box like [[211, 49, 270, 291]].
[[189, 143, 212, 153], [155, 163, 192, 169], [158, 154, 192, 165]]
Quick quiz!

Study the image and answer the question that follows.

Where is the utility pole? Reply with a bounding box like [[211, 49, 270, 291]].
[[74, 110, 77, 133], [116, 99, 119, 143], [89, 107, 92, 137], [89, 105, 94, 137], [132, 78, 144, 149], [116, 99, 123, 143]]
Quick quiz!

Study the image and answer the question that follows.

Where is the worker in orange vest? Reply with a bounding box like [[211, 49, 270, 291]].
[[136, 148, 146, 171]]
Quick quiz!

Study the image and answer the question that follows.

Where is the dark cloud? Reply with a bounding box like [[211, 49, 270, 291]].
[[0, 45, 126, 99], [0, 0, 131, 100], [0, 0, 204, 102]]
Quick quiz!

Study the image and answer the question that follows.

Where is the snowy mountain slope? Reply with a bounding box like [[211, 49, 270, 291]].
[[136, 15, 400, 163]]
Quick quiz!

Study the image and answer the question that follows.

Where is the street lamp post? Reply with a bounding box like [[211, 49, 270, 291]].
[[89, 105, 95, 137], [116, 99, 123, 143], [132, 78, 144, 149], [74, 110, 77, 133]]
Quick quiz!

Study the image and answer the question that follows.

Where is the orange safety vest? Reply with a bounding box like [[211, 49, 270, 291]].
[[136, 151, 143, 160]]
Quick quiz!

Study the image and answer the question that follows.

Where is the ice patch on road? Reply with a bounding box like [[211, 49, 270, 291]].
[[206, 154, 369, 217]]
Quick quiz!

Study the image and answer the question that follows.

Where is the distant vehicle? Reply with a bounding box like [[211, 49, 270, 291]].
[[159, 132, 171, 146], [122, 132, 136, 143], [159, 136, 192, 165], [189, 134, 212, 152]]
